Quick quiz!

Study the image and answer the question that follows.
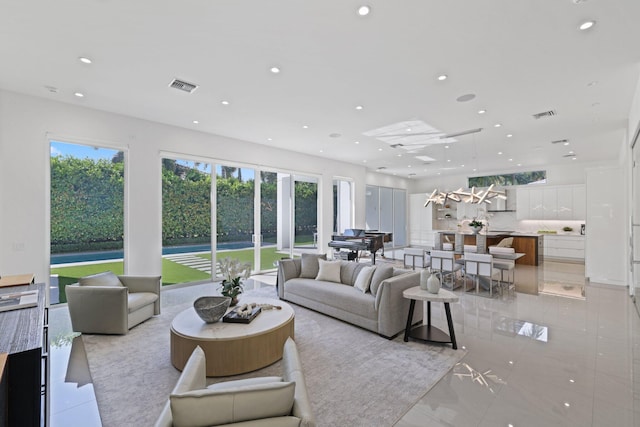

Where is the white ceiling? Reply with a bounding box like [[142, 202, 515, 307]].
[[2, 0, 640, 178]]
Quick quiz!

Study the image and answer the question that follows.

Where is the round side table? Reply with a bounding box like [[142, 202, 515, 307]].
[[402, 286, 459, 349]]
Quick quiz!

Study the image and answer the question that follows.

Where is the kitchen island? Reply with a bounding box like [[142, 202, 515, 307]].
[[437, 231, 541, 266]]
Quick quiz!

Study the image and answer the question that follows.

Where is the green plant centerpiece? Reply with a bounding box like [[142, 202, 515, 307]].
[[218, 257, 251, 306], [469, 219, 484, 234]]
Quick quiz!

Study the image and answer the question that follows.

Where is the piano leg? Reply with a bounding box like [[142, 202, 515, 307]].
[[371, 251, 376, 265]]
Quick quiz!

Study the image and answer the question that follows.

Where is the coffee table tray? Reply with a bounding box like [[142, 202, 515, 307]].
[[223, 306, 262, 323]]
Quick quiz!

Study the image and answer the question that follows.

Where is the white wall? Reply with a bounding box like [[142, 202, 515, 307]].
[[0, 90, 372, 284]]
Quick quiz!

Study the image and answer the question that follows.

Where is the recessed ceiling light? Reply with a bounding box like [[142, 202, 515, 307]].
[[355, 105, 364, 110], [572, 157, 577, 160], [478, 109, 486, 114], [437, 172, 441, 175], [221, 100, 230, 105], [406, 128, 412, 132], [408, 165, 412, 168], [494, 123, 502, 128], [507, 134, 513, 138], [192, 120, 199, 124], [579, 20, 595, 30], [447, 159, 451, 162], [78, 56, 92, 64], [357, 5, 371, 16], [498, 151, 503, 155], [445, 145, 450, 149], [302, 125, 309, 129], [270, 66, 281, 74], [378, 148, 383, 151], [74, 92, 84, 98], [363, 160, 367, 163], [460, 164, 465, 167], [397, 154, 402, 157], [508, 158, 513, 161], [569, 150, 575, 154], [319, 149, 323, 153], [437, 74, 448, 81], [564, 402, 571, 407], [517, 163, 522, 167], [473, 168, 477, 172], [569, 379, 575, 383], [564, 142, 570, 146], [267, 138, 273, 141], [354, 141, 360, 144]]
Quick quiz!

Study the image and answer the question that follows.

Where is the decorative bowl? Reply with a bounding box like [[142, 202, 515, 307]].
[[193, 296, 231, 323]]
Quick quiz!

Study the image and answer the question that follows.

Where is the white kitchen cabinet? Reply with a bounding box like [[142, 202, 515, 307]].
[[516, 187, 530, 220], [516, 184, 585, 220], [543, 188, 557, 219], [543, 235, 585, 261], [557, 187, 573, 220], [572, 185, 586, 220], [409, 193, 434, 246]]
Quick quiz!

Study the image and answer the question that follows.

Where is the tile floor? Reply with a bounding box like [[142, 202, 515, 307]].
[[48, 263, 640, 426]]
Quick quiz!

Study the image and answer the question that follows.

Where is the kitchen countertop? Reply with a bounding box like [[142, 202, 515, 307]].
[[433, 230, 583, 237]]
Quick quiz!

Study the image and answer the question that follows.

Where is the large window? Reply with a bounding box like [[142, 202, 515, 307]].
[[49, 141, 125, 304], [161, 158, 213, 286], [468, 170, 546, 187], [333, 179, 353, 234]]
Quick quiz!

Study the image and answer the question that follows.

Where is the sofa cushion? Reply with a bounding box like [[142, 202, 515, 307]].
[[206, 377, 283, 391], [315, 259, 342, 283], [285, 279, 377, 319], [79, 271, 124, 287], [340, 262, 366, 286], [354, 266, 376, 293], [170, 381, 295, 427], [370, 265, 394, 296], [127, 292, 158, 313], [300, 253, 327, 279]]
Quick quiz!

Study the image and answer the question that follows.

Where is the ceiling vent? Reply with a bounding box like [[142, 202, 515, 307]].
[[376, 166, 387, 171], [169, 78, 198, 93], [551, 139, 569, 144], [562, 153, 577, 158], [532, 110, 557, 120]]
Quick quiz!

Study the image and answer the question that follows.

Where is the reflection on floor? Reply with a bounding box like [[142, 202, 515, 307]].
[[49, 264, 640, 426]]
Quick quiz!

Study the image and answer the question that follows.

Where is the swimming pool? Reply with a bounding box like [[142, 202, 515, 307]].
[[50, 241, 268, 264]]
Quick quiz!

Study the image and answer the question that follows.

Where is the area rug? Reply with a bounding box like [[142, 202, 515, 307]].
[[82, 287, 465, 427]]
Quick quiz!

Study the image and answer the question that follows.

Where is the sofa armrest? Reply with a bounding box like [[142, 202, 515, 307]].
[[281, 338, 316, 427], [119, 275, 161, 314], [277, 259, 301, 299], [66, 284, 129, 334], [375, 272, 422, 338]]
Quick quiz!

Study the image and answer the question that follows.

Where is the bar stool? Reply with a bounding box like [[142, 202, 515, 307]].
[[403, 247, 430, 270]]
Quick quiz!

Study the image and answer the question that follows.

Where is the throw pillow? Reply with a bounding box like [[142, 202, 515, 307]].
[[354, 266, 376, 293], [78, 271, 124, 287], [315, 259, 342, 283], [340, 262, 365, 286], [369, 265, 394, 296], [170, 381, 295, 427], [300, 253, 327, 279]]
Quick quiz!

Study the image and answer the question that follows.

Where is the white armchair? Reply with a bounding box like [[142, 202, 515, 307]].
[[66, 272, 161, 335], [155, 337, 315, 427]]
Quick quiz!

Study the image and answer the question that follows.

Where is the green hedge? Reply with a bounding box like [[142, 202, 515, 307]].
[[51, 157, 318, 252]]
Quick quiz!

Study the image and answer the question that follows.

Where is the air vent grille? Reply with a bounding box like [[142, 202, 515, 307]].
[[551, 139, 569, 144], [532, 110, 557, 120], [169, 78, 198, 93]]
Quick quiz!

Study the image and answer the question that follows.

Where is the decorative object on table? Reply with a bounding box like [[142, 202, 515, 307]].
[[469, 219, 484, 234], [193, 296, 231, 323], [427, 271, 441, 294], [563, 226, 573, 232], [222, 303, 262, 323], [420, 269, 429, 290], [257, 303, 282, 310], [218, 257, 251, 306]]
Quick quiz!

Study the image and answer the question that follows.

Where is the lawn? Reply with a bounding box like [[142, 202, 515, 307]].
[[50, 246, 295, 303]]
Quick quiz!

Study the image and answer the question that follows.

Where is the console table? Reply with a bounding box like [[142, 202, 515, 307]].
[[0, 282, 48, 426]]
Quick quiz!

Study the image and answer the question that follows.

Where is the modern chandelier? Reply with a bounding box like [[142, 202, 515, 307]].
[[424, 184, 506, 207]]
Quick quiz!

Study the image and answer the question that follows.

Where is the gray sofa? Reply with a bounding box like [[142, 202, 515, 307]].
[[277, 255, 422, 338], [155, 337, 315, 427]]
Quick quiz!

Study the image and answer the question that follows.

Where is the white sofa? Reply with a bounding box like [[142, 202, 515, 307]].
[[277, 255, 422, 338], [155, 338, 315, 427]]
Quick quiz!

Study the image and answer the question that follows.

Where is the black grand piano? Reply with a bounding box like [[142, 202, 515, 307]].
[[328, 229, 393, 265]]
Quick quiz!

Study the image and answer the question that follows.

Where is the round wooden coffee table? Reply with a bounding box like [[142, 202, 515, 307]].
[[170, 297, 294, 377]]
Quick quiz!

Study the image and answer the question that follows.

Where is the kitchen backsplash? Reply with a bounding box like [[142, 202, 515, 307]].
[[479, 211, 584, 234]]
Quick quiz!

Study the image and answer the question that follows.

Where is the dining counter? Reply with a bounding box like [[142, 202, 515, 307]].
[[436, 231, 540, 266]]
